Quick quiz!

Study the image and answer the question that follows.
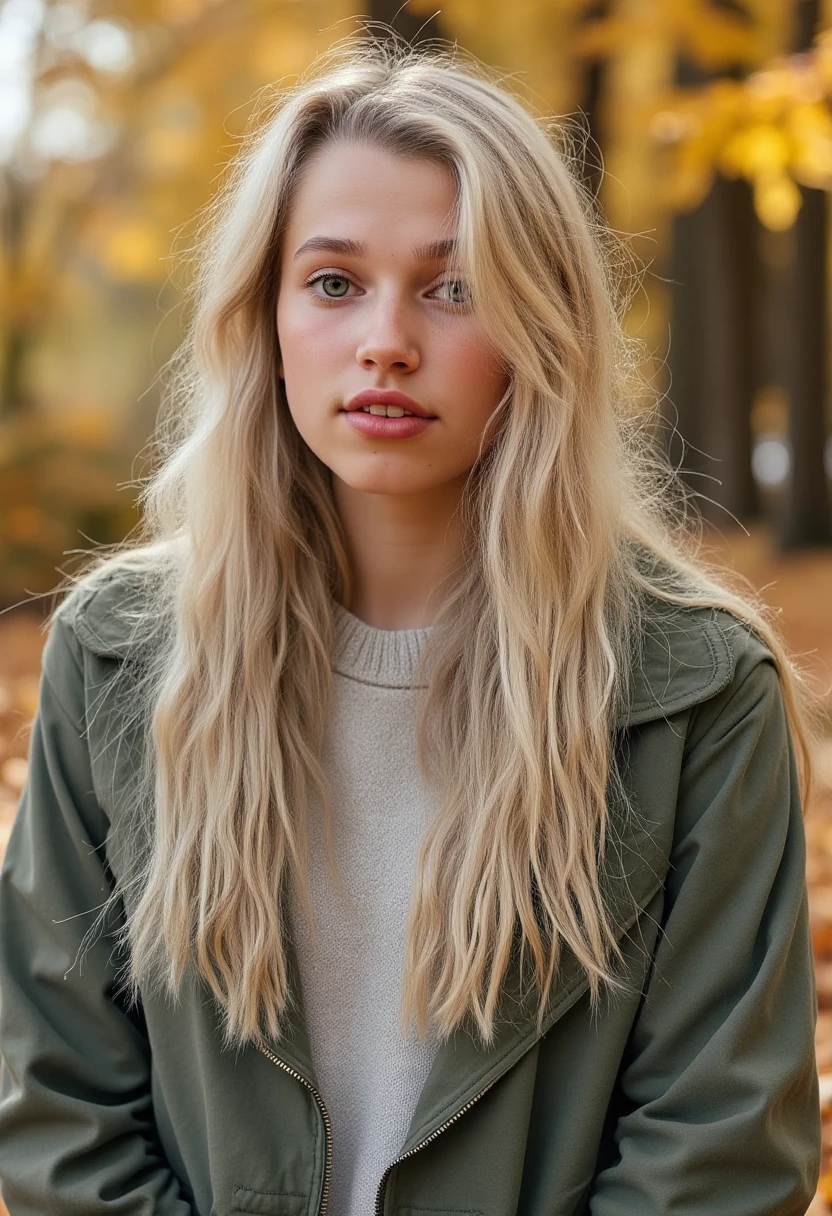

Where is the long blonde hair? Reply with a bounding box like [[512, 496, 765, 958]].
[[62, 33, 815, 1049]]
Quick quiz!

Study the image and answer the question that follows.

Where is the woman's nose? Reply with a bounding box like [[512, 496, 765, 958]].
[[355, 297, 420, 373]]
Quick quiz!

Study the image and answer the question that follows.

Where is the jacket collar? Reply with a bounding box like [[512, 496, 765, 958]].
[[68, 566, 735, 732], [620, 595, 734, 726]]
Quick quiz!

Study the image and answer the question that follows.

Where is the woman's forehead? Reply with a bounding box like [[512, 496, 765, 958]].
[[281, 142, 459, 255]]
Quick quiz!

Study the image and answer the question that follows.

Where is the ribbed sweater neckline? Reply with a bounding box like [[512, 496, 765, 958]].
[[331, 599, 434, 689]]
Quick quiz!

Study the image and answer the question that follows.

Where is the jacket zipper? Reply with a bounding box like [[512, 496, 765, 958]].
[[257, 1044, 333, 1216], [373, 1078, 497, 1216]]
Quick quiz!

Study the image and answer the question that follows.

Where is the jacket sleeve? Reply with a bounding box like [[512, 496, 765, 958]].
[[588, 646, 821, 1216], [0, 613, 193, 1215]]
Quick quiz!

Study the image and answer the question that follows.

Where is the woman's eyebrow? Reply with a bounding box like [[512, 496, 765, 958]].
[[292, 236, 457, 262]]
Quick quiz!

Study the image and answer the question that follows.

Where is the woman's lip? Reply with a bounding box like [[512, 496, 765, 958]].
[[341, 410, 435, 438], [343, 389, 435, 418]]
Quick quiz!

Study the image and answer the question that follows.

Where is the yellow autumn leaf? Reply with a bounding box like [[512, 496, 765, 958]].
[[720, 123, 791, 178], [789, 60, 827, 106], [754, 172, 802, 231], [100, 217, 168, 283], [787, 101, 832, 141], [792, 144, 832, 188], [815, 29, 832, 91], [707, 78, 745, 120], [746, 66, 794, 105], [685, 15, 758, 71], [788, 103, 832, 187]]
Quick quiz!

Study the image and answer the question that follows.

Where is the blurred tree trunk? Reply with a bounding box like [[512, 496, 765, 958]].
[[577, 1, 607, 202], [697, 173, 760, 523], [776, 0, 831, 548], [665, 40, 760, 526], [369, 0, 443, 42]]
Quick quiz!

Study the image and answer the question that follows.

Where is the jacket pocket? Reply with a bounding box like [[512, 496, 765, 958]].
[[222, 1186, 309, 1216]]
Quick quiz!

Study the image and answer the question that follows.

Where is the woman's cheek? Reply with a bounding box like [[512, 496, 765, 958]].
[[293, 312, 352, 371]]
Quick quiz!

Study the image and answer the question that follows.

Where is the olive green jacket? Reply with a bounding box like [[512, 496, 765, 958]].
[[0, 568, 821, 1216]]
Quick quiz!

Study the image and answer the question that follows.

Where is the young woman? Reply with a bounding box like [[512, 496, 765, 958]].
[[0, 35, 821, 1216]]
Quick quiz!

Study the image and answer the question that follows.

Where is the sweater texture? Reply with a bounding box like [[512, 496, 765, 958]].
[[288, 599, 440, 1216]]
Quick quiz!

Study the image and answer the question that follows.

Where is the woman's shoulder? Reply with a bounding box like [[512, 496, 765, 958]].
[[49, 542, 780, 725], [52, 545, 176, 663], [625, 569, 778, 730]]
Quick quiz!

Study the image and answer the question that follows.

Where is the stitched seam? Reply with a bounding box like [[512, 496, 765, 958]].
[[396, 1208, 483, 1215], [332, 665, 428, 690], [685, 652, 778, 757], [620, 616, 738, 726], [233, 1188, 308, 1199], [628, 617, 723, 717]]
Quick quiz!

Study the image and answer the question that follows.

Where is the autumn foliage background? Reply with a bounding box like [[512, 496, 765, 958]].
[[2, 0, 832, 1210]]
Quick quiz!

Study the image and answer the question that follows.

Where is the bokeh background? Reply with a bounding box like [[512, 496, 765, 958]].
[[2, 0, 832, 1208]]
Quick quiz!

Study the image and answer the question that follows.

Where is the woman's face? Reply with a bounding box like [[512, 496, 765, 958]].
[[276, 140, 510, 499]]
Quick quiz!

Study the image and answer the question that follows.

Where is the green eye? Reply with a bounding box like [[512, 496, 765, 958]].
[[438, 278, 470, 305], [319, 274, 350, 298]]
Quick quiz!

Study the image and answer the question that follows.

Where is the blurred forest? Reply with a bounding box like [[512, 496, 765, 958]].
[[2, 0, 832, 1211], [1, 0, 832, 603]]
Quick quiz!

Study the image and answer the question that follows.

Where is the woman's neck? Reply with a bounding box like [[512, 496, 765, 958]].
[[332, 473, 466, 630]]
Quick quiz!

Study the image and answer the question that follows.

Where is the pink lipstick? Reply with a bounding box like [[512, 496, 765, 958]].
[[340, 389, 437, 439]]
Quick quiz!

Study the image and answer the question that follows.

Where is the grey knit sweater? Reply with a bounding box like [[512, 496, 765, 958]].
[[288, 598, 440, 1216]]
